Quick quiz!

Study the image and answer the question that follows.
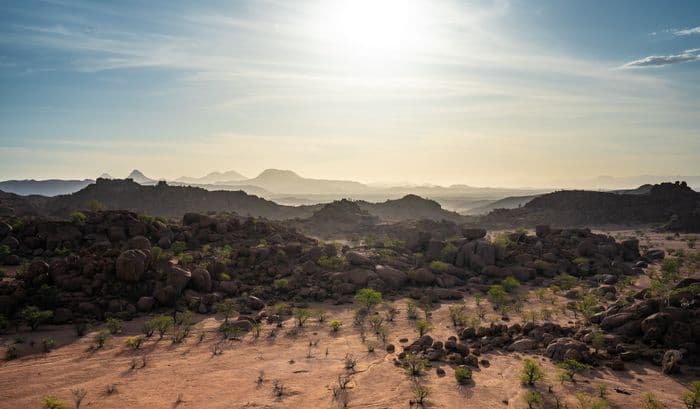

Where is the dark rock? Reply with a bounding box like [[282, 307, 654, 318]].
[[115, 249, 148, 282]]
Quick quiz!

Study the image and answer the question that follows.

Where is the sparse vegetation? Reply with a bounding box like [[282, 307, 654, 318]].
[[330, 319, 342, 332], [41, 396, 68, 409], [502, 276, 520, 293], [642, 392, 665, 409], [354, 288, 382, 312], [125, 335, 144, 350], [429, 260, 449, 272], [684, 380, 700, 409], [293, 308, 311, 327], [407, 301, 419, 319], [412, 384, 430, 406], [403, 352, 428, 376], [106, 317, 123, 334], [20, 305, 53, 331], [558, 359, 591, 383], [448, 303, 466, 327], [70, 211, 87, 225], [71, 388, 87, 409], [523, 390, 543, 409], [317, 255, 347, 270]]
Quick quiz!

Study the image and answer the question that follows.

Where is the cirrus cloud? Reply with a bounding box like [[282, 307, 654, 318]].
[[622, 48, 700, 68]]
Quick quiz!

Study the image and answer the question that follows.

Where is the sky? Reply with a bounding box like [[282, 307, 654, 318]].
[[0, 0, 699, 187]]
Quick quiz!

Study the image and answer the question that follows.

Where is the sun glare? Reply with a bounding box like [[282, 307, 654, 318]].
[[316, 0, 432, 61]]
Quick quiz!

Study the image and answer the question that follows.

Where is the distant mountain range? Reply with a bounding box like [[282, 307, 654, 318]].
[[2, 169, 699, 217]]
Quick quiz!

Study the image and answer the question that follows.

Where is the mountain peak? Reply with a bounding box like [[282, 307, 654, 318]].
[[256, 169, 301, 179], [127, 169, 155, 184], [98, 173, 114, 179]]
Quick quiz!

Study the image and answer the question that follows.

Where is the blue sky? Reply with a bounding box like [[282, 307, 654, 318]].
[[1, 0, 699, 187]]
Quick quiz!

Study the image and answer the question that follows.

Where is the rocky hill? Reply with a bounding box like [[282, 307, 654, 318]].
[[481, 182, 700, 231], [358, 194, 467, 223]]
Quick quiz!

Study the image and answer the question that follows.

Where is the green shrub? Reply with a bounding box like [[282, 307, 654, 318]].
[[354, 288, 382, 312], [487, 284, 508, 305], [523, 391, 543, 409], [501, 276, 520, 293], [407, 301, 418, 319], [19, 306, 53, 331], [94, 330, 110, 348], [454, 366, 472, 384], [106, 318, 123, 334], [415, 319, 432, 336], [412, 384, 430, 405], [42, 396, 68, 409], [441, 242, 458, 261], [558, 359, 591, 382], [448, 303, 466, 327], [86, 199, 104, 211], [330, 319, 342, 332], [5, 344, 18, 360], [273, 278, 288, 291], [171, 241, 187, 255], [429, 260, 449, 272], [520, 358, 545, 385], [219, 272, 232, 281], [150, 315, 175, 338], [70, 211, 87, 225], [293, 308, 311, 327], [41, 337, 56, 352], [684, 380, 700, 409], [317, 255, 348, 270], [125, 335, 144, 350], [492, 232, 512, 248]]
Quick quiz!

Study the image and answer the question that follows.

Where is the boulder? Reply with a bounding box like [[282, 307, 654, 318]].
[[462, 228, 486, 240], [545, 337, 590, 362], [136, 296, 155, 312], [408, 268, 435, 285], [600, 313, 634, 330], [509, 338, 537, 352], [153, 285, 177, 306], [644, 249, 665, 261], [345, 251, 372, 267], [190, 267, 212, 292], [535, 225, 551, 238], [661, 349, 682, 374], [127, 235, 152, 251], [375, 265, 408, 289], [115, 250, 148, 282], [166, 266, 191, 294]]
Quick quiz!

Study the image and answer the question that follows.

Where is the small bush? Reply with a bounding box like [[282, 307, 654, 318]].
[[330, 319, 342, 332], [407, 301, 418, 320], [219, 272, 232, 281], [5, 344, 18, 360], [215, 299, 238, 323], [125, 335, 144, 350], [501, 276, 520, 293], [0, 244, 11, 258], [150, 315, 175, 338], [558, 359, 591, 382], [429, 260, 449, 272], [273, 278, 288, 291], [41, 337, 56, 352], [454, 366, 472, 384], [317, 255, 348, 270], [70, 211, 87, 225], [554, 273, 578, 290], [412, 384, 430, 405], [106, 318, 123, 335], [94, 330, 110, 349], [42, 396, 68, 409], [171, 241, 187, 255], [20, 305, 53, 331], [684, 380, 700, 409], [487, 284, 508, 305], [523, 391, 543, 409], [293, 308, 311, 328], [403, 352, 428, 376]]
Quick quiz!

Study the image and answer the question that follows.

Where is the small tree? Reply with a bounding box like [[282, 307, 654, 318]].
[[215, 299, 237, 323], [684, 380, 700, 409], [71, 388, 87, 409], [448, 303, 466, 327], [524, 391, 543, 409], [488, 284, 508, 306], [591, 331, 605, 354], [330, 319, 342, 332], [354, 288, 382, 312], [150, 315, 175, 339], [20, 306, 53, 331], [70, 211, 87, 225], [520, 358, 545, 386], [407, 301, 418, 320], [403, 353, 427, 376], [558, 359, 591, 383], [415, 319, 432, 337], [576, 294, 599, 323], [106, 318, 123, 334], [293, 308, 311, 328]]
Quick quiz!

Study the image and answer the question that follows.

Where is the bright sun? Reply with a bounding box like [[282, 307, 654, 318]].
[[316, 0, 431, 61]]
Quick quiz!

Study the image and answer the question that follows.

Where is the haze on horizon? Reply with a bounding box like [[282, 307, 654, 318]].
[[1, 0, 699, 188]]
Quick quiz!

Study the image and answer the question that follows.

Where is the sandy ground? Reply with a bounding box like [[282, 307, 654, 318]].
[[1, 296, 697, 409]]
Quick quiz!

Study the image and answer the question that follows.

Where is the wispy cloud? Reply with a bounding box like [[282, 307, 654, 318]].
[[673, 26, 700, 36], [622, 48, 700, 68]]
